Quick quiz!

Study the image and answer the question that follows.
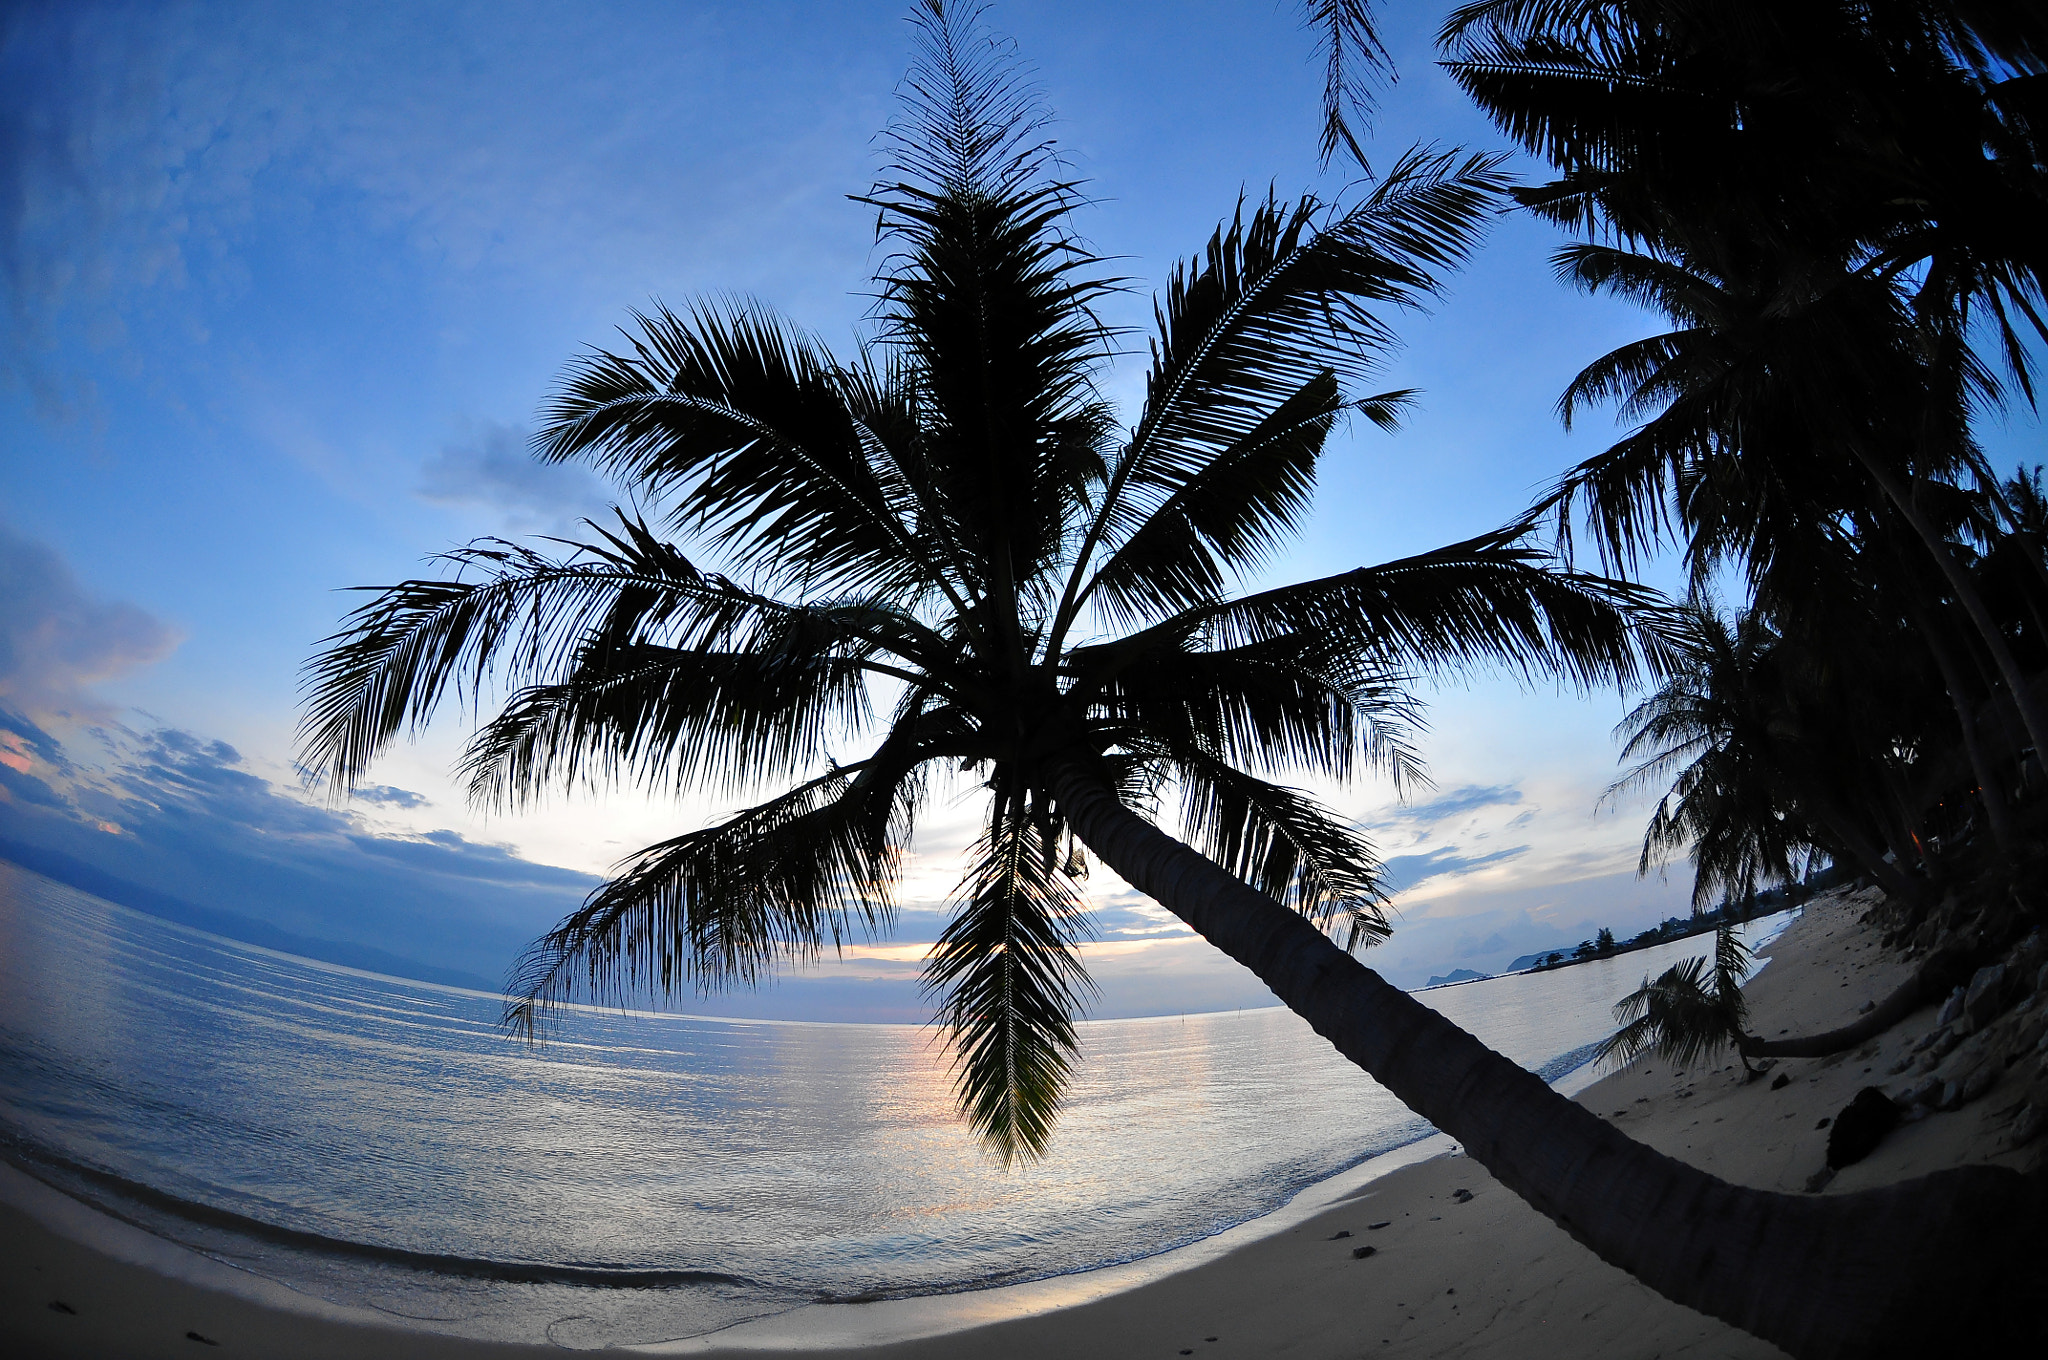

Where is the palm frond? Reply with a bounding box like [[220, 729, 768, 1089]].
[[1595, 954, 1739, 1070], [1302, 0, 1391, 170], [1053, 152, 1507, 648], [535, 301, 949, 603], [1081, 630, 1427, 789], [862, 3, 1120, 613], [458, 637, 873, 809], [1168, 751, 1390, 948], [924, 805, 1096, 1166], [298, 519, 810, 791], [504, 753, 923, 1039], [1184, 525, 1673, 691], [1085, 371, 1347, 628]]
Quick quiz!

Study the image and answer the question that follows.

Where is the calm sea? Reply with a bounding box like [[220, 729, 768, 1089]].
[[0, 861, 1792, 1346]]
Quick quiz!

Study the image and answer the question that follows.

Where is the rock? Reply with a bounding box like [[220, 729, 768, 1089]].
[[1452, 1188, 1473, 1203], [2011, 1105, 2046, 1149], [1935, 1062, 1996, 1111], [1804, 1166, 1837, 1193], [1911, 1025, 1952, 1055], [1351, 1245, 1377, 1259], [1826, 1087, 1902, 1169], [1815, 1116, 1833, 1129], [1771, 1072, 1792, 1091], [1858, 999, 1876, 1014], [1330, 1230, 1351, 1239], [1964, 964, 2011, 1028], [1367, 1220, 1390, 1230], [1894, 1075, 1942, 1108], [1936, 985, 1968, 1029]]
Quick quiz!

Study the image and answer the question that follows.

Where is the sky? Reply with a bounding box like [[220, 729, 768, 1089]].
[[3, 0, 2038, 1019]]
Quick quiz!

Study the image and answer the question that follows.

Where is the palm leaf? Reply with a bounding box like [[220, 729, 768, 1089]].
[[535, 302, 950, 604], [924, 805, 1097, 1165], [504, 752, 923, 1039], [1166, 750, 1390, 949], [1054, 152, 1509, 650]]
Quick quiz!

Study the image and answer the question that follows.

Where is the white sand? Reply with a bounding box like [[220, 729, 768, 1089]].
[[8, 890, 2040, 1359]]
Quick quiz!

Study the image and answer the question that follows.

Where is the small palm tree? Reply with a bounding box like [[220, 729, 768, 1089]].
[[1598, 924, 1760, 1076], [303, 7, 2042, 1354]]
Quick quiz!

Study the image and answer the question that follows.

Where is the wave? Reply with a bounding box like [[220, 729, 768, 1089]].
[[0, 1126, 763, 1292]]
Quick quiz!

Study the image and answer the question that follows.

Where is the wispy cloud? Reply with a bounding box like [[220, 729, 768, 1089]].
[[0, 521, 181, 721], [1386, 782, 1523, 824], [350, 783, 429, 808], [1380, 843, 1528, 892], [416, 421, 614, 535], [0, 713, 595, 988]]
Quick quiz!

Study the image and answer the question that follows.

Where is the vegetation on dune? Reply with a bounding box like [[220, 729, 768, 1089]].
[[301, 2, 2048, 1357]]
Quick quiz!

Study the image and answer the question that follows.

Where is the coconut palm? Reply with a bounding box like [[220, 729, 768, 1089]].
[[1597, 923, 1759, 1074], [1440, 0, 2048, 762], [302, 6, 2041, 1355], [1612, 598, 1933, 908]]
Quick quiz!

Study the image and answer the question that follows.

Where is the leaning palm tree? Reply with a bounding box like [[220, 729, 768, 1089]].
[[302, 7, 2041, 1355]]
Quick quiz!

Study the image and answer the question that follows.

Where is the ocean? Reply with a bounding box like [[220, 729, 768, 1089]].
[[0, 860, 1793, 1347]]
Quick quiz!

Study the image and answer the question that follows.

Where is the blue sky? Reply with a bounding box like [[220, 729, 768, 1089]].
[[3, 1, 2037, 1017]]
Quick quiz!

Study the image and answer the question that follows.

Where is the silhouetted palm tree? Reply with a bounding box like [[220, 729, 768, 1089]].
[[1609, 600, 1924, 906], [1441, 0, 2048, 760], [303, 6, 2041, 1355], [1598, 923, 1759, 1074]]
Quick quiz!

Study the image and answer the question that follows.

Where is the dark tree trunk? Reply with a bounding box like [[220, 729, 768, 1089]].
[[1738, 947, 1980, 1059], [1051, 761, 2043, 1360], [1909, 601, 2016, 853], [1859, 454, 2048, 762], [1783, 777, 1926, 910]]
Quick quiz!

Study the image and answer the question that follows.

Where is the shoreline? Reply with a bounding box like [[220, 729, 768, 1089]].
[[10, 890, 2035, 1358]]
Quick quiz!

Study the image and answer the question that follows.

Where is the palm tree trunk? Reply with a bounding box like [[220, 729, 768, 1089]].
[[1050, 760, 2042, 1359], [1857, 453, 2048, 761], [1781, 777, 1926, 909], [1908, 600, 2016, 853]]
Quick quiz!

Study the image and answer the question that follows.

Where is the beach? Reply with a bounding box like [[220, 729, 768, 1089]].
[[7, 888, 2041, 1359]]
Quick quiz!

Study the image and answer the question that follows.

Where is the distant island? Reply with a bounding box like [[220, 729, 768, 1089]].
[[1503, 869, 1849, 976], [1424, 968, 1489, 988]]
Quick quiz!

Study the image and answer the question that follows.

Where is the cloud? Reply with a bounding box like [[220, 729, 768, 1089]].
[[351, 783, 428, 808], [0, 713, 598, 989], [416, 421, 614, 533], [0, 522, 181, 720], [1387, 783, 1523, 824], [1380, 843, 1528, 892]]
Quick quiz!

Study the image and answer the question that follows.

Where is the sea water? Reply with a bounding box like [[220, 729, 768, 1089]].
[[0, 861, 1793, 1346]]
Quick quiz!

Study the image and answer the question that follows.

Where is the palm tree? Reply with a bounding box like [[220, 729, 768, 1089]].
[[1610, 599, 1925, 908], [1440, 1, 2048, 764], [1598, 923, 1761, 1075], [302, 6, 2042, 1354]]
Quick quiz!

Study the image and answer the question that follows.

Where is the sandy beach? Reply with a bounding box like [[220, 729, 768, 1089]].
[[7, 888, 2043, 1359]]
